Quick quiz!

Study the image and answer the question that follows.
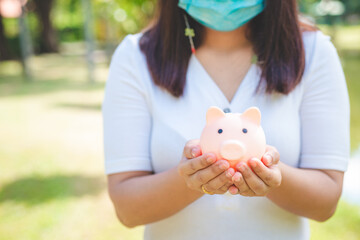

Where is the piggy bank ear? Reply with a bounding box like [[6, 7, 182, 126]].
[[206, 106, 226, 124], [241, 107, 261, 126]]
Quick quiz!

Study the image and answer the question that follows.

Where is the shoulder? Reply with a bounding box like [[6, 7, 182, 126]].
[[299, 29, 348, 111], [111, 32, 144, 63], [302, 30, 341, 80], [107, 32, 152, 95], [108, 32, 148, 81]]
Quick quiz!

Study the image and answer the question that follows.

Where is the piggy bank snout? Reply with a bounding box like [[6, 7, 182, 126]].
[[220, 140, 246, 161]]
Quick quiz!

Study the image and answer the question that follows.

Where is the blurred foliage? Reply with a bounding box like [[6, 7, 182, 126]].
[[300, 0, 360, 25], [50, 0, 156, 44], [1, 0, 156, 58], [300, 0, 360, 16], [1, 0, 359, 58]]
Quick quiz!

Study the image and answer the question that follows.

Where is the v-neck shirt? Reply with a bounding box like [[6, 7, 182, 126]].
[[192, 53, 255, 105], [102, 30, 349, 240]]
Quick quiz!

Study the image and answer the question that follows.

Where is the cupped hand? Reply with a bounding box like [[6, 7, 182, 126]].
[[229, 145, 282, 196], [177, 139, 235, 195]]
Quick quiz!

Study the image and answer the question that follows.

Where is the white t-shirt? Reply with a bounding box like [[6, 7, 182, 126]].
[[102, 30, 350, 240]]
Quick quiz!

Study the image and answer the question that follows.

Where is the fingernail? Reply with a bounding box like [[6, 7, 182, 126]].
[[226, 168, 234, 178], [206, 155, 215, 163], [219, 162, 229, 170], [250, 160, 257, 168], [264, 154, 272, 165], [238, 164, 246, 172], [232, 173, 240, 182], [235, 173, 242, 182], [229, 186, 238, 195], [191, 148, 199, 157]]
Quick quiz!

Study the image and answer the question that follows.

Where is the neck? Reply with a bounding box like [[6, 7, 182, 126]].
[[201, 25, 251, 52]]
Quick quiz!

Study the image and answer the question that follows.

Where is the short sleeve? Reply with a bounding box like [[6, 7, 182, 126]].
[[102, 34, 153, 175], [299, 31, 350, 171]]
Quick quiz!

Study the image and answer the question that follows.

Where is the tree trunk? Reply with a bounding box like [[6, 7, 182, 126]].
[[0, 11, 11, 60], [33, 0, 58, 53]]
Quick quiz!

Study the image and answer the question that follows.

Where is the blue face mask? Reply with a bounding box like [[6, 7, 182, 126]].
[[178, 0, 265, 32]]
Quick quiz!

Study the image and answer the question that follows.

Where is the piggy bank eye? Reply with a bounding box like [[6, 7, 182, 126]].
[[218, 129, 223, 134], [242, 128, 248, 134]]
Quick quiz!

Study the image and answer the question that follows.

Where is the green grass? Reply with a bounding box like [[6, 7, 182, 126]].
[[0, 25, 360, 240], [343, 54, 360, 150], [0, 55, 144, 240], [311, 201, 360, 240]]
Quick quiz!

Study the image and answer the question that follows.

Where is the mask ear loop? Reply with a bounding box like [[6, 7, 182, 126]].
[[183, 14, 196, 54]]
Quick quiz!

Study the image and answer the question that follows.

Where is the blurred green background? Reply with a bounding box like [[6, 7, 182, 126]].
[[0, 0, 359, 239]]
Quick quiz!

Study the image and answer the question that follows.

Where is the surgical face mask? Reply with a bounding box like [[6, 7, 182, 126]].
[[178, 0, 265, 32]]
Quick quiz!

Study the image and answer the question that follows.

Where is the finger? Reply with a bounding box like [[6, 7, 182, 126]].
[[189, 160, 229, 186], [231, 172, 256, 197], [249, 158, 281, 188], [237, 162, 268, 196], [178, 153, 216, 176], [210, 182, 233, 195], [232, 172, 253, 195], [204, 168, 235, 192], [261, 146, 280, 167], [228, 185, 239, 195], [240, 189, 255, 197], [219, 182, 233, 193], [183, 139, 201, 159]]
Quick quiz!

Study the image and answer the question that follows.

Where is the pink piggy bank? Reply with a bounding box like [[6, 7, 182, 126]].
[[200, 106, 266, 169]]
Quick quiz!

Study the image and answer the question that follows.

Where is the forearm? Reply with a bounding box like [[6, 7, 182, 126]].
[[108, 167, 203, 228], [266, 162, 343, 222]]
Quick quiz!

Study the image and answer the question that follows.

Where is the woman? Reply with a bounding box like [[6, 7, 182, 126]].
[[103, 0, 350, 239]]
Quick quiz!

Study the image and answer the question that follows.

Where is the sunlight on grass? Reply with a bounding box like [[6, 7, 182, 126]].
[[0, 54, 145, 240]]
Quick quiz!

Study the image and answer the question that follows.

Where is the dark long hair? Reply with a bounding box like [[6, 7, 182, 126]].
[[139, 0, 316, 97]]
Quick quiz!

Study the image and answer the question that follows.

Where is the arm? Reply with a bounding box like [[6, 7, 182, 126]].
[[267, 163, 343, 222], [104, 36, 203, 228], [108, 141, 234, 228], [230, 147, 343, 222], [107, 168, 202, 228]]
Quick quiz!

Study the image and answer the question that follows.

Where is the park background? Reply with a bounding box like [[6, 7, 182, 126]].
[[0, 0, 359, 239]]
